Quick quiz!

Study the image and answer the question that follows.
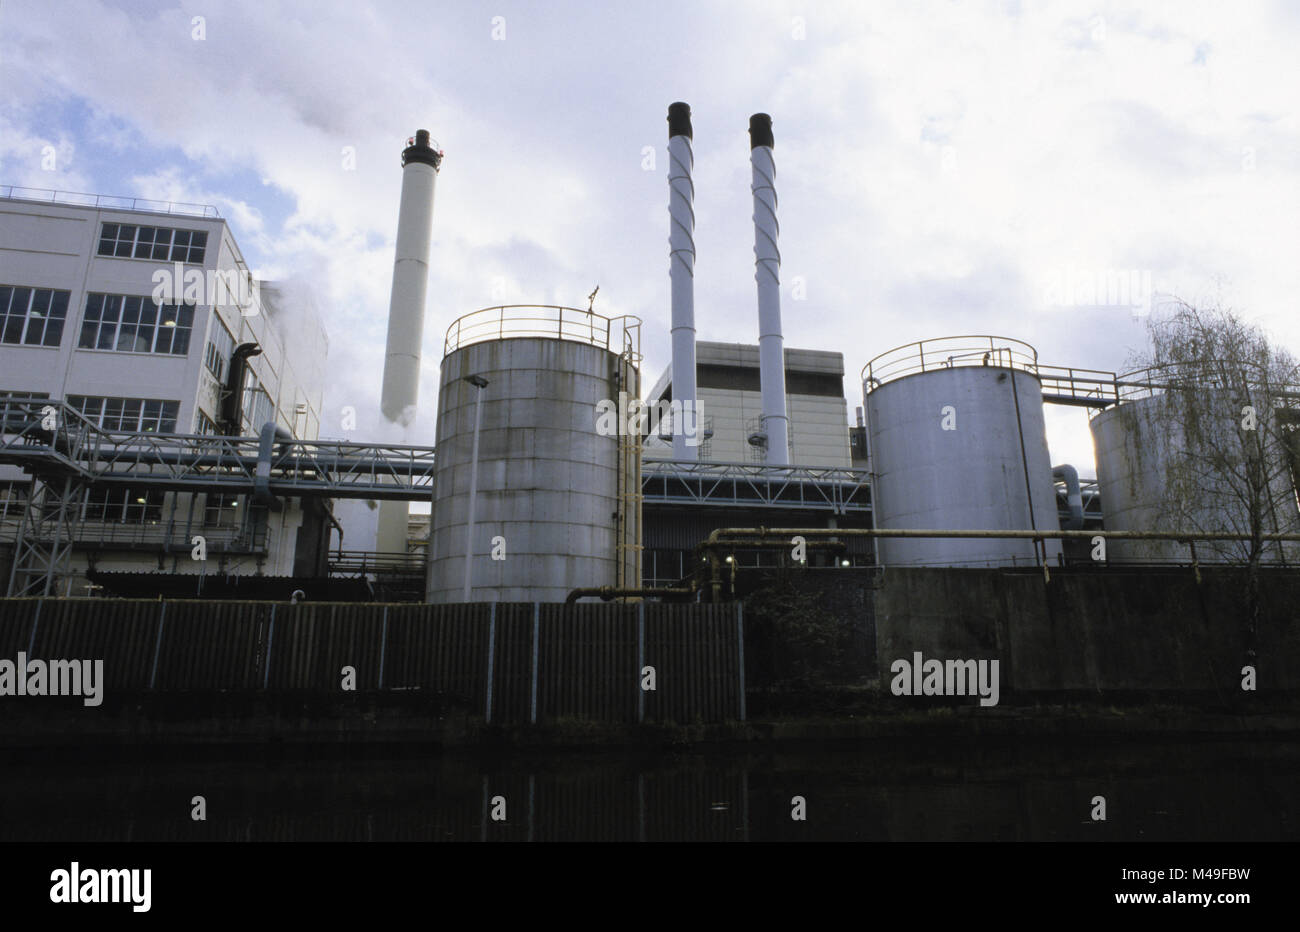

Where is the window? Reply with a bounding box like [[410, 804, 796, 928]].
[[0, 390, 50, 433], [67, 395, 179, 433], [204, 317, 235, 382], [203, 493, 239, 528], [242, 370, 275, 432], [97, 223, 208, 264], [79, 293, 194, 356], [0, 285, 70, 347], [83, 488, 164, 524], [194, 409, 219, 435]]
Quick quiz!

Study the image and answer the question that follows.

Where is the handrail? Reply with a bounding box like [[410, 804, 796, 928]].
[[862, 335, 1039, 392], [0, 184, 221, 219], [444, 305, 642, 361]]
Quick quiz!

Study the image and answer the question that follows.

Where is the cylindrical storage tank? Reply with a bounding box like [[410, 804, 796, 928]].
[[1091, 374, 1300, 564], [863, 337, 1063, 567], [427, 306, 641, 603]]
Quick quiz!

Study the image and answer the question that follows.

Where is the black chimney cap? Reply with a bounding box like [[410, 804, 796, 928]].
[[748, 113, 774, 149], [402, 128, 442, 170], [668, 102, 692, 139]]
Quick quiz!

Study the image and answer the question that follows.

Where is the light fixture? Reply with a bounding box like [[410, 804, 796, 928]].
[[724, 555, 734, 564], [841, 559, 851, 567]]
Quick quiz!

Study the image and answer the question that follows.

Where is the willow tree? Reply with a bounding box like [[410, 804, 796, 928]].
[[1127, 300, 1300, 653]]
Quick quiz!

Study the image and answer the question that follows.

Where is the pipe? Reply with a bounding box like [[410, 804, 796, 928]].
[[1052, 464, 1084, 530], [668, 102, 698, 461], [218, 342, 262, 435], [749, 113, 789, 466], [700, 526, 1300, 545], [253, 421, 292, 512], [565, 585, 695, 605]]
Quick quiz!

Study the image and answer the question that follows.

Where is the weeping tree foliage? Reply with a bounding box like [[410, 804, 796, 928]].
[[1127, 300, 1300, 650]]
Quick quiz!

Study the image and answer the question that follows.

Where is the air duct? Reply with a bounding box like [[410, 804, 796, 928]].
[[749, 113, 789, 466], [668, 102, 698, 461], [218, 342, 262, 435], [378, 129, 442, 555]]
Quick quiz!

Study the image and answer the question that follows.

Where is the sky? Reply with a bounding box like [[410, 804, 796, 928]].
[[2, 0, 1298, 474]]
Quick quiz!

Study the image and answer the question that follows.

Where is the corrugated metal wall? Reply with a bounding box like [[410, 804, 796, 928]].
[[0, 599, 743, 723]]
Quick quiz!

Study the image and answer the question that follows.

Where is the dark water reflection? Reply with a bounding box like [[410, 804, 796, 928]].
[[2, 737, 1295, 841]]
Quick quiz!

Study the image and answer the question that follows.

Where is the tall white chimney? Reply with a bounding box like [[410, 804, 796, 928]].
[[749, 113, 789, 466], [378, 129, 442, 554], [667, 102, 698, 461]]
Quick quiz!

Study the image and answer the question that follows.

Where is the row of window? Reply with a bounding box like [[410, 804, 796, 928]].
[[1, 285, 201, 357], [67, 395, 180, 433], [79, 294, 195, 356], [97, 223, 208, 264]]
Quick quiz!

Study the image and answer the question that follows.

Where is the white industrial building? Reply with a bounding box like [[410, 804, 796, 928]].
[[0, 189, 330, 595], [644, 341, 853, 467]]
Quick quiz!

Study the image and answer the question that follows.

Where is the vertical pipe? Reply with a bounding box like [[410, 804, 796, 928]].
[[378, 605, 389, 689], [736, 601, 746, 722], [668, 102, 698, 461], [637, 601, 646, 724], [262, 603, 277, 690], [749, 113, 789, 465], [463, 383, 485, 602], [530, 602, 540, 724], [485, 602, 496, 723], [148, 601, 167, 690]]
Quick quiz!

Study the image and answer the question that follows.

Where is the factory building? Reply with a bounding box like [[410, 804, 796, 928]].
[[0, 189, 331, 596]]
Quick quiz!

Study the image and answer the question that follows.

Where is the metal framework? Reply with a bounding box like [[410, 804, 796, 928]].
[[0, 398, 438, 596], [0, 399, 436, 499], [642, 459, 871, 514]]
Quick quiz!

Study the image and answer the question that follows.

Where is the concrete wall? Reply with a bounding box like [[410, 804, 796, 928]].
[[871, 567, 1300, 692]]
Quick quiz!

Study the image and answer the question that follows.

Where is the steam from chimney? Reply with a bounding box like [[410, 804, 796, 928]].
[[749, 113, 789, 466], [667, 102, 697, 461]]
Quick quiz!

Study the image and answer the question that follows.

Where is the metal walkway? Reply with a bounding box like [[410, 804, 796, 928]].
[[0, 398, 436, 499], [0, 398, 437, 596]]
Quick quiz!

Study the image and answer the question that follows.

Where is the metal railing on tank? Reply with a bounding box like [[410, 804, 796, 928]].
[[444, 305, 642, 366], [862, 335, 1039, 393]]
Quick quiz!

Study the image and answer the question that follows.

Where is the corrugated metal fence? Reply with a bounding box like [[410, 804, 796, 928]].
[[0, 599, 744, 723]]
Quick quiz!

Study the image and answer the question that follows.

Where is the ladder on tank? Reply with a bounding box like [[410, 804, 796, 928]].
[[614, 329, 643, 594]]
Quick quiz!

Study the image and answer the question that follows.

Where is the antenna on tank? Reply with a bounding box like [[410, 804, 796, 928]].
[[587, 285, 600, 314]]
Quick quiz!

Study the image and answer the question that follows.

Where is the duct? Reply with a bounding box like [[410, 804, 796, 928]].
[[218, 343, 262, 435], [254, 421, 293, 512], [1052, 464, 1084, 530], [668, 101, 698, 461], [749, 113, 789, 466]]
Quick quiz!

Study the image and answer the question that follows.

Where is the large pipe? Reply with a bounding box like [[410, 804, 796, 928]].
[[378, 129, 442, 555], [749, 113, 789, 466], [1052, 464, 1084, 530], [668, 102, 698, 461], [218, 342, 262, 435]]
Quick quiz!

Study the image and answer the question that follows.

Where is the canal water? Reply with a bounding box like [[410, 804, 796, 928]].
[[2, 736, 1294, 841]]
